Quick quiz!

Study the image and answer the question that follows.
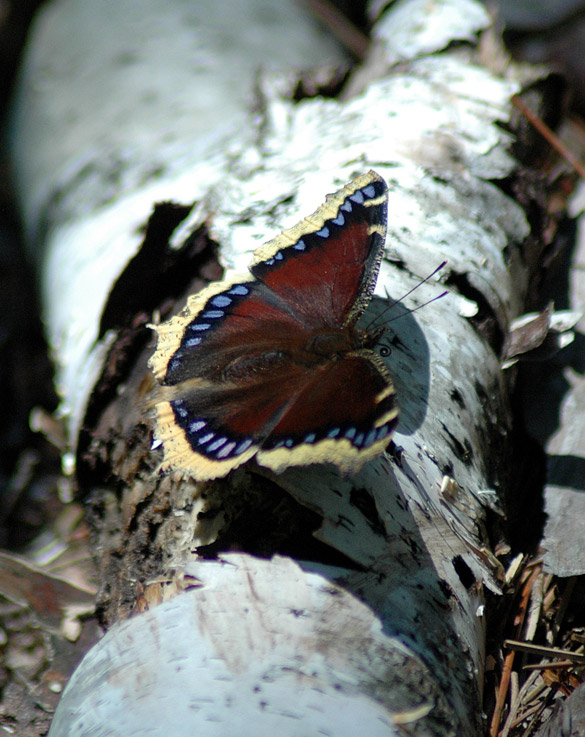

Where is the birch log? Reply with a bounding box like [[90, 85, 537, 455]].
[[8, 0, 552, 735]]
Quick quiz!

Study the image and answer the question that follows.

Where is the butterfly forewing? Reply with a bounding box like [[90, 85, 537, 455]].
[[251, 174, 387, 330], [160, 279, 314, 387]]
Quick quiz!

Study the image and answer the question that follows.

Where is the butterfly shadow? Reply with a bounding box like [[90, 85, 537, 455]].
[[258, 435, 470, 693], [256, 439, 479, 728], [366, 295, 431, 437]]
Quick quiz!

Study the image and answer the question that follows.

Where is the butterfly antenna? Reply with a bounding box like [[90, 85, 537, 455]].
[[367, 260, 447, 328], [392, 260, 446, 304], [385, 289, 449, 324]]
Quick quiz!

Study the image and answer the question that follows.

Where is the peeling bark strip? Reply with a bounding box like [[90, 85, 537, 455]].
[[8, 0, 556, 735]]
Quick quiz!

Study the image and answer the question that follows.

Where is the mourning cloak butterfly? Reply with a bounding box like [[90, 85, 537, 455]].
[[149, 170, 398, 480]]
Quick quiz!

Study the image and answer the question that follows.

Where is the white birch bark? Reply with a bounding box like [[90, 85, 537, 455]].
[[8, 0, 540, 735]]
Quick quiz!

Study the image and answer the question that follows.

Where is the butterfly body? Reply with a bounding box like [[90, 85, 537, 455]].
[[149, 171, 398, 480]]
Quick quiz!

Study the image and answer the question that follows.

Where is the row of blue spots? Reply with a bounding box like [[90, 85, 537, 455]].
[[169, 281, 248, 373], [173, 401, 255, 459], [173, 405, 391, 459], [327, 422, 390, 446], [343, 422, 390, 448], [265, 420, 391, 452], [272, 438, 295, 449], [263, 249, 285, 267], [173, 400, 189, 420], [350, 183, 376, 204], [178, 282, 252, 354]]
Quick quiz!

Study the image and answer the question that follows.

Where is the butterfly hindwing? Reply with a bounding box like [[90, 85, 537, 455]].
[[152, 361, 313, 479], [257, 350, 398, 474]]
